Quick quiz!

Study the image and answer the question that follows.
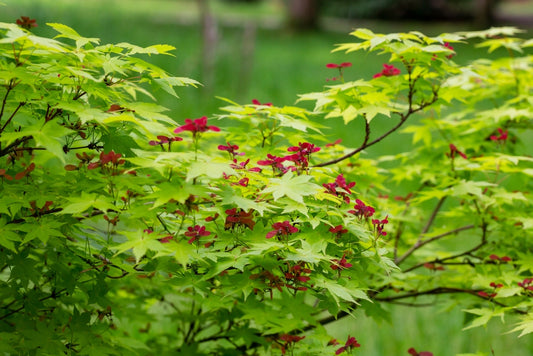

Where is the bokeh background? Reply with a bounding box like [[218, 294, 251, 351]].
[[2, 0, 533, 354]]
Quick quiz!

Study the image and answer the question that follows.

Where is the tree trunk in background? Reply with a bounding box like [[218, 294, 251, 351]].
[[474, 0, 496, 28], [237, 22, 256, 100], [286, 0, 319, 30], [198, 0, 218, 94]]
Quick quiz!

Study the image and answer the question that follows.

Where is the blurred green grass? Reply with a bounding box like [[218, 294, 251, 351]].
[[2, 0, 533, 354], [329, 304, 533, 356]]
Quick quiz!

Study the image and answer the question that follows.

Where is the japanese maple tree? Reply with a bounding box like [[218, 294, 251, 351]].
[[1, 14, 533, 356]]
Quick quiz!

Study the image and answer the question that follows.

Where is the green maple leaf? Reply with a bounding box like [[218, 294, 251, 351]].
[[0, 219, 21, 251], [149, 182, 208, 209], [450, 180, 495, 199], [260, 172, 321, 203], [356, 105, 392, 123], [187, 158, 236, 181], [22, 220, 64, 244], [113, 231, 170, 263], [220, 188, 273, 216], [285, 239, 329, 264], [314, 276, 369, 305], [508, 315, 533, 337], [59, 192, 115, 215], [462, 308, 504, 330]]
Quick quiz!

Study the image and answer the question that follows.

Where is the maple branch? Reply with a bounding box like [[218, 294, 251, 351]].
[[402, 221, 488, 273], [8, 208, 63, 224], [0, 101, 25, 134], [396, 200, 475, 266], [403, 224, 476, 261], [373, 286, 528, 315], [0, 135, 32, 157], [421, 196, 447, 235], [395, 195, 446, 265], [0, 79, 16, 123], [314, 80, 439, 168], [0, 288, 67, 321], [393, 183, 427, 262]]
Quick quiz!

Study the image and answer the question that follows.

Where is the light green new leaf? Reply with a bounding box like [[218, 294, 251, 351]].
[[281, 198, 309, 217], [285, 239, 328, 264], [149, 182, 208, 209], [187, 159, 236, 181], [32, 122, 74, 163], [115, 42, 175, 55], [508, 315, 533, 337], [220, 190, 273, 216], [47, 22, 99, 48], [154, 77, 201, 98], [462, 308, 504, 330], [170, 240, 200, 267], [357, 105, 392, 123], [402, 124, 433, 146], [296, 91, 335, 111], [0, 219, 21, 252], [112, 231, 169, 262], [27, 35, 67, 52], [350, 28, 375, 40], [59, 192, 115, 215], [23, 221, 63, 245], [450, 180, 495, 199], [200, 258, 237, 281], [315, 276, 367, 305], [260, 172, 321, 203], [330, 106, 357, 125], [422, 44, 453, 54]]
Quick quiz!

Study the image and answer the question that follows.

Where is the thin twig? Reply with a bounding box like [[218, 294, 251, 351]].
[[396, 196, 450, 265], [0, 80, 15, 122], [0, 101, 24, 133], [393, 183, 428, 261], [402, 222, 488, 273], [314, 85, 438, 168], [0, 135, 32, 157], [0, 288, 67, 321]]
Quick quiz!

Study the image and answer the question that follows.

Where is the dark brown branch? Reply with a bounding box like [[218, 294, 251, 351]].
[[7, 208, 63, 225], [73, 89, 87, 101], [385, 301, 435, 307], [10, 147, 45, 153], [375, 286, 474, 301], [0, 101, 24, 134], [402, 221, 488, 273], [314, 65, 431, 168], [313, 113, 407, 167], [421, 196, 447, 235], [397, 223, 475, 266], [0, 135, 33, 157], [314, 86, 439, 168], [45, 105, 63, 123], [393, 183, 428, 262], [0, 288, 67, 321], [396, 196, 447, 265], [373, 286, 527, 314], [393, 225, 403, 262], [0, 80, 16, 122]]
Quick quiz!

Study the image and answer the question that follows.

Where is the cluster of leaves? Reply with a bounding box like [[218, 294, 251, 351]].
[[1, 15, 533, 356]]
